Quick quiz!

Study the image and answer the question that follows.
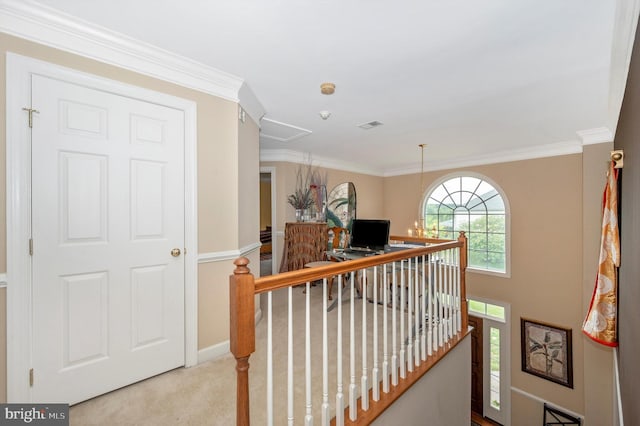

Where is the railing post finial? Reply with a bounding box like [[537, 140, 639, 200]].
[[233, 256, 251, 274]]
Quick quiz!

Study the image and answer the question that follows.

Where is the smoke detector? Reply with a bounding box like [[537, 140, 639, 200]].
[[319, 110, 332, 120]]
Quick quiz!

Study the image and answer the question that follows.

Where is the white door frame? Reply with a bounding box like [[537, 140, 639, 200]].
[[260, 166, 277, 274], [468, 296, 511, 426], [6, 53, 199, 402]]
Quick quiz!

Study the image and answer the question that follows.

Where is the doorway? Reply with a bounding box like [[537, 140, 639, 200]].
[[260, 167, 277, 276], [468, 297, 511, 426]]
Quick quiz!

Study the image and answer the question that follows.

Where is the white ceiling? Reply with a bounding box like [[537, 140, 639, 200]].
[[29, 0, 620, 175]]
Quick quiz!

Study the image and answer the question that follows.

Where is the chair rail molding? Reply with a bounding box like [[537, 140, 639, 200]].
[[198, 242, 262, 264]]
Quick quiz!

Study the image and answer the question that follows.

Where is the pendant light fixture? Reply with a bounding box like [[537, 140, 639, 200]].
[[411, 144, 427, 237]]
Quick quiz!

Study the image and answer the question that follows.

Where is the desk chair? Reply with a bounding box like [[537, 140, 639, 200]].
[[304, 227, 349, 300]]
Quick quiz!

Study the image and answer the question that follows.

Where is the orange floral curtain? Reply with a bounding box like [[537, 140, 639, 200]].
[[582, 161, 620, 347]]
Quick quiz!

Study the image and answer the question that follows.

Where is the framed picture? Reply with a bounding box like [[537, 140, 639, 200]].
[[521, 318, 573, 388]]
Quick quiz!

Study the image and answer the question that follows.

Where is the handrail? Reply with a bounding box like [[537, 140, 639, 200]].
[[254, 239, 462, 294]]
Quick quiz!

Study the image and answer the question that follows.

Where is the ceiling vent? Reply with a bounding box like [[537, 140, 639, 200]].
[[357, 120, 384, 130]]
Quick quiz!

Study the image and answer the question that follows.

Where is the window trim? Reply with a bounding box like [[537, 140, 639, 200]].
[[421, 171, 511, 278]]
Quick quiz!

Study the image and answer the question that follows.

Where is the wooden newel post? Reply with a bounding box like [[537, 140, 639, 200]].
[[229, 257, 256, 426], [458, 231, 469, 332]]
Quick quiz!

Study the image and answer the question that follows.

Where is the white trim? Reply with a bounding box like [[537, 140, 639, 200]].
[[0, 0, 265, 122], [261, 138, 611, 178], [260, 166, 278, 275], [197, 242, 262, 264], [260, 148, 383, 177], [6, 53, 199, 401], [0, 273, 6, 288], [577, 127, 614, 145], [384, 140, 587, 177], [197, 340, 231, 365], [511, 386, 584, 421], [613, 348, 624, 426], [481, 306, 511, 425]]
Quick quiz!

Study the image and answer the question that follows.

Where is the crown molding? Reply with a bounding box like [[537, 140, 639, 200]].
[[577, 127, 614, 145], [0, 0, 265, 121], [262, 133, 613, 178], [383, 140, 587, 176], [259, 148, 384, 176]]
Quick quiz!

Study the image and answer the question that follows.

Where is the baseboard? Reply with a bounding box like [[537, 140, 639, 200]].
[[511, 386, 584, 421], [613, 348, 624, 426], [197, 340, 230, 364], [196, 308, 262, 365]]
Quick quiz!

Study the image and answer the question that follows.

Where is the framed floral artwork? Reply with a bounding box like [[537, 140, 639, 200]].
[[521, 318, 573, 388]]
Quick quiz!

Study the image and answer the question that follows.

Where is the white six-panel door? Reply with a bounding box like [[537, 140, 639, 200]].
[[30, 74, 186, 404]]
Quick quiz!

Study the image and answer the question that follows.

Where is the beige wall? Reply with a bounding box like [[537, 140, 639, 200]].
[[0, 33, 256, 395], [384, 154, 613, 424], [581, 143, 614, 426], [260, 162, 385, 269], [373, 334, 471, 426]]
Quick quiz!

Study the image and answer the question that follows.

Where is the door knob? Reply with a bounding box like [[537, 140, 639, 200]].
[[171, 248, 181, 257]]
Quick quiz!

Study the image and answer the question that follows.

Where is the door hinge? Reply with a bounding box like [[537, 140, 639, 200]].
[[29, 368, 34, 387], [29, 238, 33, 256], [22, 107, 40, 128]]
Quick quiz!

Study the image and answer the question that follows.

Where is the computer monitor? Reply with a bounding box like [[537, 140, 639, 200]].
[[350, 219, 391, 251]]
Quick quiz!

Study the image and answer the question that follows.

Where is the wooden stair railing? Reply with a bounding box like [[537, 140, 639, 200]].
[[229, 231, 468, 425]]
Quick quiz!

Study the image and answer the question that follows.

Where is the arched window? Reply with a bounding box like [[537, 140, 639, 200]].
[[423, 173, 509, 275]]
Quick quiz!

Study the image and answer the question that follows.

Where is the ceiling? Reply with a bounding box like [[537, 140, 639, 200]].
[[29, 0, 621, 175]]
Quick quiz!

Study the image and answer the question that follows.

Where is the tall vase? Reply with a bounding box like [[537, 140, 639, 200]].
[[317, 185, 327, 221]]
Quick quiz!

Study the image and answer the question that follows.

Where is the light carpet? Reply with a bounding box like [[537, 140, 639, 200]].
[[69, 282, 455, 425]]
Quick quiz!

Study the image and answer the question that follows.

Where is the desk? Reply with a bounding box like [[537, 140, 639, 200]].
[[279, 222, 328, 272]]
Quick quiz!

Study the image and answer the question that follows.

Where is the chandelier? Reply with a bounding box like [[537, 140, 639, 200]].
[[411, 144, 427, 237]]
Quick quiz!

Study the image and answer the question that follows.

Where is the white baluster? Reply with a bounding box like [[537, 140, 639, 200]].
[[382, 263, 390, 393], [443, 250, 450, 341], [349, 271, 357, 421], [288, 286, 294, 426], [361, 270, 368, 411], [438, 255, 444, 347], [399, 260, 406, 379], [372, 266, 380, 401], [322, 279, 329, 426], [447, 249, 454, 337], [336, 274, 344, 426], [391, 262, 398, 386], [414, 256, 420, 366], [267, 291, 273, 426], [305, 282, 313, 426], [421, 255, 427, 361], [407, 258, 413, 373], [448, 249, 454, 339], [428, 255, 433, 357], [456, 248, 461, 333]]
